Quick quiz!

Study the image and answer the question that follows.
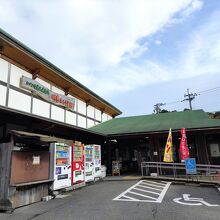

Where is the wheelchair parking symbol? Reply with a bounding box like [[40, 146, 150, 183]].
[[185, 158, 197, 174], [173, 194, 219, 207]]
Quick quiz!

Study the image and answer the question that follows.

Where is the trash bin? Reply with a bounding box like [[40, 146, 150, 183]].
[[101, 165, 107, 178]]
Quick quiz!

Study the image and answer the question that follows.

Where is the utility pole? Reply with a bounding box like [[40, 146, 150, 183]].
[[153, 103, 165, 114], [183, 89, 198, 110]]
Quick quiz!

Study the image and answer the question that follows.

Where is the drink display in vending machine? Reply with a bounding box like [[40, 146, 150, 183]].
[[84, 145, 94, 182], [72, 142, 85, 184], [93, 145, 101, 178], [52, 143, 72, 190]]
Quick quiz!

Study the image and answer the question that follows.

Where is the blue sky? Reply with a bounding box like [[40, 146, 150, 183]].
[[0, 0, 220, 116]]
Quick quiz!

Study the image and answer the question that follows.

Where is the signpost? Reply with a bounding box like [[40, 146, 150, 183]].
[[185, 158, 197, 175]]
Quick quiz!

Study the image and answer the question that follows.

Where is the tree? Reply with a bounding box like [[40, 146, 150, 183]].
[[214, 111, 220, 119], [160, 109, 169, 113], [207, 111, 220, 119]]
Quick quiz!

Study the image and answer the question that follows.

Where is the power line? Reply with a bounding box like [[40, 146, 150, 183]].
[[153, 103, 165, 114], [153, 86, 220, 113], [165, 99, 183, 105], [197, 86, 220, 95]]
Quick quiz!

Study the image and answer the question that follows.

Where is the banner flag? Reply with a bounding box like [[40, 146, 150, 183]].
[[163, 128, 173, 162], [179, 128, 189, 161]]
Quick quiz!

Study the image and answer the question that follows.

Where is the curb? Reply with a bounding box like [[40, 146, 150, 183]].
[[51, 182, 86, 197], [103, 176, 219, 185], [102, 177, 142, 182], [141, 176, 219, 185]]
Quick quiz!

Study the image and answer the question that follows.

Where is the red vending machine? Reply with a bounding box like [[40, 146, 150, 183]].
[[72, 142, 85, 184]]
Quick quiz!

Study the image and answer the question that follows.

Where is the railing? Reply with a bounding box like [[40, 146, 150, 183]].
[[141, 162, 220, 182]]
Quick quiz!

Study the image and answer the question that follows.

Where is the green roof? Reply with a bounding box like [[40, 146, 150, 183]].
[[89, 110, 220, 135]]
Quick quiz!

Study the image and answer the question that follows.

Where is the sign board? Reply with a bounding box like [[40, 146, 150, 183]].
[[20, 76, 75, 111], [112, 161, 120, 176], [185, 158, 197, 175], [210, 143, 220, 157], [32, 156, 40, 165]]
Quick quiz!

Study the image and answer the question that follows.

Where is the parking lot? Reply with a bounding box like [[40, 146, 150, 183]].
[[0, 180, 219, 220]]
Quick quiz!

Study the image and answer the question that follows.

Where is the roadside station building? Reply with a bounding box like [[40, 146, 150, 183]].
[[1, 28, 220, 211], [0, 28, 121, 210], [90, 110, 220, 174]]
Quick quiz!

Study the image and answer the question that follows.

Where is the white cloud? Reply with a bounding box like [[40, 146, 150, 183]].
[[89, 9, 220, 97], [178, 11, 220, 78], [0, 0, 17, 22], [0, 0, 205, 98], [155, 40, 162, 45], [181, 0, 203, 17]]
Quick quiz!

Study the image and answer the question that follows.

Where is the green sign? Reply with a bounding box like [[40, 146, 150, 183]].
[[20, 76, 75, 111]]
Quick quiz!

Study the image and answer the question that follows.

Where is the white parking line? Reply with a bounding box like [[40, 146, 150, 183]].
[[161, 180, 169, 183], [157, 181, 172, 202], [134, 187, 161, 195], [128, 191, 158, 200], [138, 184, 163, 191], [113, 180, 171, 203], [123, 195, 139, 201], [142, 180, 167, 186], [140, 182, 164, 188]]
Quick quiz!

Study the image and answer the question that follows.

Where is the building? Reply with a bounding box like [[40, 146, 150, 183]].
[[0, 28, 121, 210], [1, 28, 220, 211], [90, 110, 220, 174]]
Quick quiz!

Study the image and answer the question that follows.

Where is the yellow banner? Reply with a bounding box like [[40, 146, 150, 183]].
[[163, 128, 173, 162]]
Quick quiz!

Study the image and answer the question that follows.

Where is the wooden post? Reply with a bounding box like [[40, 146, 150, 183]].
[[0, 135, 14, 210], [196, 134, 209, 164], [154, 136, 160, 162], [107, 142, 112, 175], [149, 137, 154, 161]]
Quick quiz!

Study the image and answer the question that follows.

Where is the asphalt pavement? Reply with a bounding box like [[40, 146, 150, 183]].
[[0, 180, 219, 220]]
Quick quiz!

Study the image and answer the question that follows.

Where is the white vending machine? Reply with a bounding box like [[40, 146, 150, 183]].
[[84, 145, 94, 182], [93, 145, 102, 178], [52, 143, 72, 190]]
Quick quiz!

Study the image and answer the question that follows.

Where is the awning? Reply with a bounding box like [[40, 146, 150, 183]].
[[10, 130, 73, 145]]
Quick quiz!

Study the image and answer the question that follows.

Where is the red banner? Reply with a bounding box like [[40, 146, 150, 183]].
[[179, 128, 189, 161]]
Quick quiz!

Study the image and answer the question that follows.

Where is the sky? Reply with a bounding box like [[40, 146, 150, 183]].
[[0, 0, 220, 117]]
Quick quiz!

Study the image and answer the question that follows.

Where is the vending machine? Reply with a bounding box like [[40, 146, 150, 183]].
[[93, 145, 102, 178], [72, 142, 85, 184], [52, 143, 72, 190], [84, 145, 94, 182]]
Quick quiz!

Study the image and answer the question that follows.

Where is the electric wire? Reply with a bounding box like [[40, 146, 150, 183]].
[[196, 86, 220, 95], [165, 99, 183, 105], [154, 86, 220, 110]]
